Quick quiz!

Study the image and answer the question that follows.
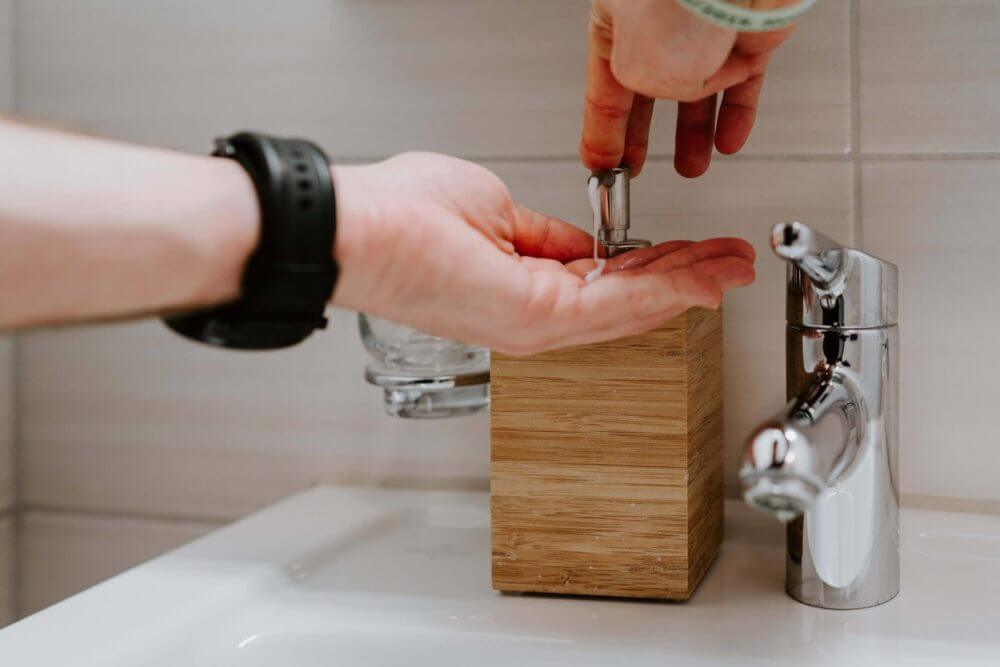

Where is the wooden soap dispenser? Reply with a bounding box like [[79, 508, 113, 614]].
[[490, 167, 724, 600]]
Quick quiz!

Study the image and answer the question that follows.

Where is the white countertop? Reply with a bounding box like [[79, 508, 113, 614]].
[[1, 486, 999, 666]]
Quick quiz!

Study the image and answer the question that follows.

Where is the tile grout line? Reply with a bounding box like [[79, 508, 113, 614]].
[[5, 332, 15, 622], [471, 153, 856, 164], [8, 0, 21, 622], [19, 504, 230, 527], [26, 486, 1000, 525], [9, 335, 21, 622], [855, 152, 1000, 161], [441, 153, 1000, 167], [16, 476, 492, 526], [902, 494, 1000, 517], [849, 0, 863, 248]]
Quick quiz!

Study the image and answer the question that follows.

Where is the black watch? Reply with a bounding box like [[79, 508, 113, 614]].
[[164, 132, 339, 350]]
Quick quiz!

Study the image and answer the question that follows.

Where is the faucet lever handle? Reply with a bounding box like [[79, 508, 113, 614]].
[[770, 220, 898, 329]]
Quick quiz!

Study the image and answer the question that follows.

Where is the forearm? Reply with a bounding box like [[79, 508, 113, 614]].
[[0, 120, 259, 330]]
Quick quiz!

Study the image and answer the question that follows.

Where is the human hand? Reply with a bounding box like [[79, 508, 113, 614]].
[[331, 152, 754, 355], [581, 0, 796, 178]]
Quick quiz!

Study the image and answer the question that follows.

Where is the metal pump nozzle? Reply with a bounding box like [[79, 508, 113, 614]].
[[590, 167, 650, 258]]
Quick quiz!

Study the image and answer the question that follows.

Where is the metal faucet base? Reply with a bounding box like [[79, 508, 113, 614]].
[[787, 586, 900, 611], [786, 512, 900, 610]]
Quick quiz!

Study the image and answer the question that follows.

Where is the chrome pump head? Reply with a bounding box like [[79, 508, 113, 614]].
[[590, 167, 651, 258]]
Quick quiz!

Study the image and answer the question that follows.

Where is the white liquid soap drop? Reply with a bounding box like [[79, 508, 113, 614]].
[[584, 175, 606, 284]]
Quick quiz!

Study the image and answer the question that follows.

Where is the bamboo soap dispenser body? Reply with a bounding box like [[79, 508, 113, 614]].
[[489, 169, 724, 600]]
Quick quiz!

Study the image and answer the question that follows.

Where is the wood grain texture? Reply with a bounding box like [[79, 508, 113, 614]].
[[491, 308, 723, 599]]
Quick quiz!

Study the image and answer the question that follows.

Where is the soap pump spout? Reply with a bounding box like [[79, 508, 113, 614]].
[[590, 167, 650, 258]]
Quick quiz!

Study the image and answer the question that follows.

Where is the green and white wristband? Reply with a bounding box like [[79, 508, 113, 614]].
[[676, 0, 818, 32]]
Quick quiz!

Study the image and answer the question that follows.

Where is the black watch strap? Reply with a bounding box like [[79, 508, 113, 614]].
[[164, 132, 338, 350]]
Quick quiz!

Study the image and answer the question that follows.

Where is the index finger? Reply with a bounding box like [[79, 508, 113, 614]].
[[512, 204, 594, 263]]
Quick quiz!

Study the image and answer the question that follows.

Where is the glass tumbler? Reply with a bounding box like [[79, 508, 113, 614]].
[[358, 313, 490, 418]]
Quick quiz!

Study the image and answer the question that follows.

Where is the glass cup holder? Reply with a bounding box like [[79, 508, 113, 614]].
[[358, 313, 490, 418]]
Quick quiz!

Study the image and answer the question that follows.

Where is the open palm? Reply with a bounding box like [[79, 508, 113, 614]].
[[332, 153, 754, 354]]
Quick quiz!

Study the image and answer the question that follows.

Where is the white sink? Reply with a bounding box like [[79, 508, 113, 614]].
[[2, 486, 999, 666]]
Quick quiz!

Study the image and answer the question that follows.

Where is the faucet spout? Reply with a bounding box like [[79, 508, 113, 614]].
[[740, 365, 863, 521]]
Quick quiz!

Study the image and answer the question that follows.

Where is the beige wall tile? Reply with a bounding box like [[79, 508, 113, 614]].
[[0, 517, 12, 626], [740, 0, 850, 154], [863, 161, 1000, 502], [21, 310, 489, 520], [16, 0, 589, 157], [17, 511, 216, 618], [650, 0, 850, 156], [16, 0, 847, 159], [860, 0, 1000, 154], [20, 158, 850, 521]]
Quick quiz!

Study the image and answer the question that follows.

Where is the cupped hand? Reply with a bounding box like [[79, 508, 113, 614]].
[[332, 152, 754, 355], [581, 0, 795, 178]]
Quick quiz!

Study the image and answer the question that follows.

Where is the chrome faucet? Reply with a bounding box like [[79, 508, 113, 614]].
[[741, 221, 899, 609]]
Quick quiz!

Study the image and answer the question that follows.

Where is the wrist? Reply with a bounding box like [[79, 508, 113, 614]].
[[164, 134, 338, 350], [184, 155, 260, 308], [329, 163, 384, 311]]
